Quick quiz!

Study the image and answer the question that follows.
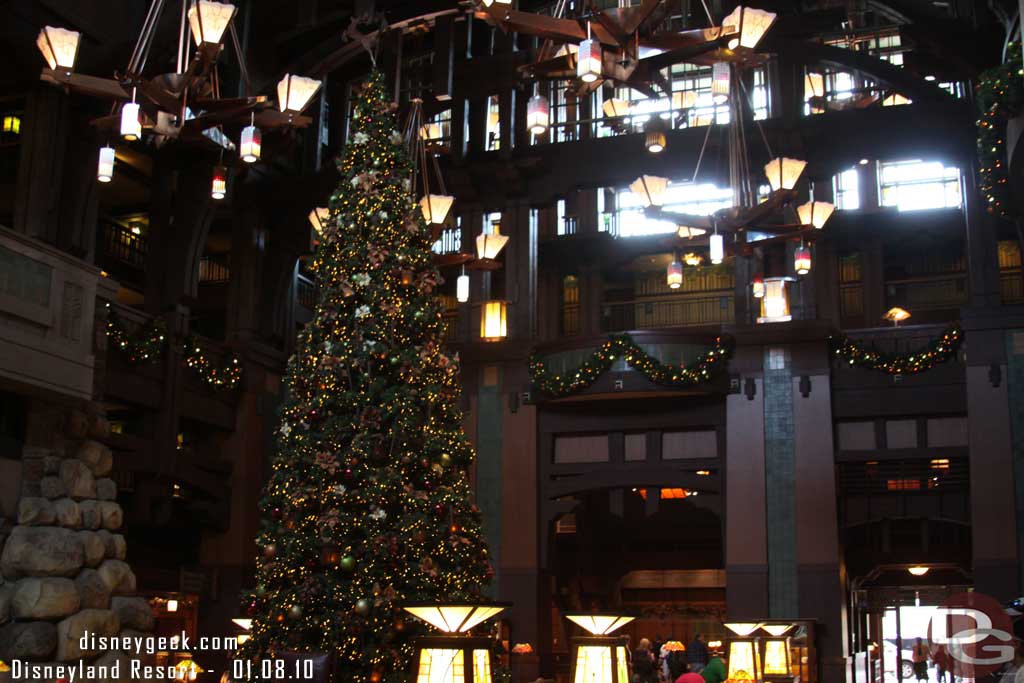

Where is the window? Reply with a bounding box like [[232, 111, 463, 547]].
[[421, 108, 452, 151], [535, 80, 579, 144], [615, 182, 732, 238], [878, 160, 961, 211], [432, 217, 462, 255], [833, 169, 860, 210], [485, 95, 500, 151]]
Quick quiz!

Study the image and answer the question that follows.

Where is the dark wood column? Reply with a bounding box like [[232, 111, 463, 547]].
[[506, 201, 537, 340], [225, 206, 267, 342], [14, 85, 71, 244]]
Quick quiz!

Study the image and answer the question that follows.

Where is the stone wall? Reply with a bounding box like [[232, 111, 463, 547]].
[[0, 402, 154, 675]]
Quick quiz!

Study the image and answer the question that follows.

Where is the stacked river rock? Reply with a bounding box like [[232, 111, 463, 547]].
[[0, 407, 154, 673]]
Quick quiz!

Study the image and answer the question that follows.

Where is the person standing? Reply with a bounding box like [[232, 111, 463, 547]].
[[687, 634, 709, 674], [912, 638, 930, 681], [633, 638, 658, 683]]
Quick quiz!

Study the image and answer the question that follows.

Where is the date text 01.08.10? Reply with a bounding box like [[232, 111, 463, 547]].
[[232, 659, 316, 680]]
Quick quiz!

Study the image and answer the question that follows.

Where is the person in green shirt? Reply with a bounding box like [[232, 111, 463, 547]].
[[701, 657, 726, 683]]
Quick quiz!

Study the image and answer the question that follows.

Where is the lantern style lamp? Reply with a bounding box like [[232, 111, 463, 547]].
[[476, 224, 509, 262], [645, 121, 666, 153], [120, 94, 142, 142], [420, 194, 455, 225], [308, 207, 330, 235], [565, 612, 635, 683], [481, 300, 507, 341], [712, 62, 731, 105], [721, 6, 778, 50], [629, 175, 668, 208], [764, 157, 807, 193], [751, 274, 765, 299], [796, 200, 835, 229], [480, 0, 512, 7], [174, 659, 203, 682], [187, 0, 237, 47], [37, 26, 81, 73], [759, 278, 792, 323], [166, 599, 179, 613], [603, 98, 632, 118], [760, 624, 795, 682], [805, 73, 824, 99], [2, 114, 20, 135], [709, 231, 724, 265], [211, 165, 227, 200], [277, 74, 322, 118], [527, 95, 550, 136], [577, 36, 602, 83], [457, 269, 470, 303], [667, 256, 683, 289], [794, 243, 811, 275], [97, 146, 115, 183], [240, 114, 261, 163], [683, 252, 702, 267], [724, 623, 762, 683], [404, 603, 509, 683]]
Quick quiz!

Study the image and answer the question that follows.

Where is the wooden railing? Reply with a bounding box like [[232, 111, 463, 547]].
[[601, 291, 733, 332], [1001, 269, 1024, 304], [296, 274, 318, 309], [885, 273, 967, 311], [101, 220, 147, 268], [198, 256, 230, 283], [442, 312, 459, 343]]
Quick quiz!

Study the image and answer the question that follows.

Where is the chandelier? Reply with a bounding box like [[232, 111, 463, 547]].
[[36, 1, 322, 198]]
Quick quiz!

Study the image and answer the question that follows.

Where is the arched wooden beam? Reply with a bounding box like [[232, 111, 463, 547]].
[[787, 42, 959, 108]]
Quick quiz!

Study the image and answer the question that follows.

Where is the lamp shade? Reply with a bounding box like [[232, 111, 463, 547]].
[[761, 624, 794, 637], [602, 98, 632, 118], [683, 252, 702, 267], [762, 639, 792, 676], [760, 279, 790, 322], [885, 307, 911, 325], [711, 62, 730, 105], [231, 618, 252, 630], [457, 274, 470, 303], [908, 565, 929, 576], [240, 124, 261, 163], [37, 26, 80, 72], [420, 123, 443, 141], [726, 641, 760, 683], [629, 175, 669, 207], [420, 194, 455, 225], [277, 74, 322, 114], [481, 0, 512, 6], [404, 604, 507, 633], [723, 623, 763, 637], [120, 102, 142, 141], [645, 129, 666, 153], [211, 165, 227, 200], [751, 274, 765, 298], [721, 5, 778, 50], [709, 233, 724, 264], [577, 39, 602, 83], [565, 613, 634, 635], [166, 599, 179, 612], [480, 301, 507, 341], [764, 157, 807, 192], [187, 0, 237, 46], [97, 146, 115, 183], [797, 200, 834, 229], [667, 259, 683, 289], [672, 91, 698, 110], [476, 227, 509, 260], [805, 72, 824, 98], [527, 95, 550, 135], [308, 207, 330, 235], [794, 245, 811, 275]]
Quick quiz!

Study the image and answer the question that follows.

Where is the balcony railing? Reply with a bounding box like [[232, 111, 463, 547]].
[[1001, 269, 1024, 304], [102, 220, 147, 268], [296, 274, 318, 309], [442, 312, 459, 343], [199, 257, 230, 283], [601, 291, 733, 332]]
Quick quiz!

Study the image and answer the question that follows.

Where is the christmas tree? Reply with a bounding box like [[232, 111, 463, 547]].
[[240, 72, 492, 683]]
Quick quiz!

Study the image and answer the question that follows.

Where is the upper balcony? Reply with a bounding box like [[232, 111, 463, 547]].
[[0, 224, 106, 399]]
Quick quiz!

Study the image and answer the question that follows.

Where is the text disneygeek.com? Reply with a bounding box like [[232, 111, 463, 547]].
[[7, 631, 242, 682]]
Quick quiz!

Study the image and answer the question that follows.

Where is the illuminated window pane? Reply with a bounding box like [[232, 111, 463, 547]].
[[878, 160, 961, 211], [418, 649, 463, 683], [575, 646, 613, 683], [486, 96, 500, 151], [615, 647, 629, 683], [615, 182, 732, 237], [833, 169, 860, 211], [473, 650, 491, 683]]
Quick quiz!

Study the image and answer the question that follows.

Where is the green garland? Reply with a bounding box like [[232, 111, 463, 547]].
[[183, 336, 243, 390], [529, 333, 733, 397], [105, 306, 167, 364], [976, 41, 1024, 219], [829, 324, 962, 375]]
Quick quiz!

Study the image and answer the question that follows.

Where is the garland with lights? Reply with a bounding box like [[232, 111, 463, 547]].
[[529, 334, 733, 397], [105, 307, 167, 364], [976, 41, 1024, 219], [239, 72, 491, 683], [829, 324, 962, 375], [182, 337, 243, 390]]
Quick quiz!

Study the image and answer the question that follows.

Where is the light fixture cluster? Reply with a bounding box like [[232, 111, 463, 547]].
[[38, 4, 321, 201]]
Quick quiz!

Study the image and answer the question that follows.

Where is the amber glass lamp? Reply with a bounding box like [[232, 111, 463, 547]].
[[723, 623, 762, 683], [759, 624, 795, 682], [404, 603, 509, 683], [565, 612, 635, 683]]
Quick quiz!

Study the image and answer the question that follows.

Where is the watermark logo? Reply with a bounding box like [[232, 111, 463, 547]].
[[927, 592, 1015, 679]]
